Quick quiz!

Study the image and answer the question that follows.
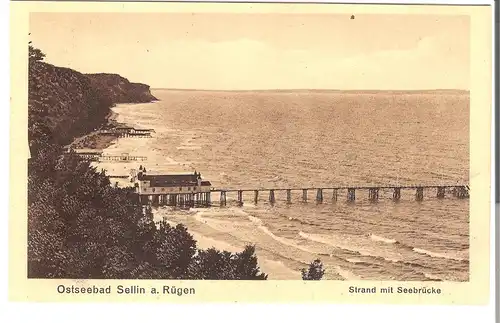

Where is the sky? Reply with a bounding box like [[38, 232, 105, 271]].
[[29, 13, 470, 90]]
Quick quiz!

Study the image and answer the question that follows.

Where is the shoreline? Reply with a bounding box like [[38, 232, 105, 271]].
[[68, 108, 130, 151]]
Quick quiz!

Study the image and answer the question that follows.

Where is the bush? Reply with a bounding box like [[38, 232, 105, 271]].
[[301, 259, 325, 280]]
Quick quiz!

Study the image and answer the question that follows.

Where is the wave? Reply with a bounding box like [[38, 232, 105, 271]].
[[161, 213, 463, 281], [192, 212, 319, 257], [169, 219, 301, 279], [193, 206, 250, 219], [345, 258, 374, 266], [176, 145, 202, 150], [247, 215, 264, 226], [423, 272, 443, 281], [192, 211, 469, 269], [334, 266, 361, 280], [412, 247, 468, 262], [370, 234, 397, 244], [370, 235, 469, 264], [299, 231, 401, 263], [258, 226, 317, 254], [278, 214, 321, 227]]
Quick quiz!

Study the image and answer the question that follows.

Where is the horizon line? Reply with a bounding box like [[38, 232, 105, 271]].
[[150, 88, 470, 92]]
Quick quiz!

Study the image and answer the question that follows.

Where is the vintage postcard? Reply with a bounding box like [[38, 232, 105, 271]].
[[9, 1, 493, 304]]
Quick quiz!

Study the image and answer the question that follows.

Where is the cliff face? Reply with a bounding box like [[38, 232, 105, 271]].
[[28, 59, 157, 147], [86, 73, 158, 103]]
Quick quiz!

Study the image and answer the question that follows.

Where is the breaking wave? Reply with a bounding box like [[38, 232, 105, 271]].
[[370, 234, 397, 244], [257, 226, 317, 254], [412, 247, 468, 262], [298, 231, 400, 263]]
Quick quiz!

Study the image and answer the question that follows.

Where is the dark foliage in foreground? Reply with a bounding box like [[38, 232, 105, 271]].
[[301, 259, 325, 280], [27, 45, 268, 280]]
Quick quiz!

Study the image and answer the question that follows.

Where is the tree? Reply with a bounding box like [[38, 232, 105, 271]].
[[232, 245, 268, 280], [190, 245, 267, 280], [29, 38, 46, 63], [301, 259, 325, 280]]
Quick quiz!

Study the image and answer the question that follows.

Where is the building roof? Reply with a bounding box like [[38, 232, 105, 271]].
[[201, 181, 212, 186]]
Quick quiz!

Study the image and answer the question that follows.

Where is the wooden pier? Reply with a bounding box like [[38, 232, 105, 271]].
[[212, 185, 469, 206], [136, 185, 469, 208]]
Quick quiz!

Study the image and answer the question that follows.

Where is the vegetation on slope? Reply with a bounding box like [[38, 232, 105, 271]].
[[86, 73, 158, 104]]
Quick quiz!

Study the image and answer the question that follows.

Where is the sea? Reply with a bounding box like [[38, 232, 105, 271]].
[[98, 89, 470, 281]]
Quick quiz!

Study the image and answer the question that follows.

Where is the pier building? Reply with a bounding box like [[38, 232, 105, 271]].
[[135, 170, 212, 206]]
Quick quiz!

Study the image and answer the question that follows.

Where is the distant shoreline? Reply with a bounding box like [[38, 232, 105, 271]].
[[151, 88, 470, 95]]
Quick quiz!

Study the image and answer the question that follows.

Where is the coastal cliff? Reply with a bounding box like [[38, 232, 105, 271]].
[[86, 73, 158, 103], [28, 57, 157, 148]]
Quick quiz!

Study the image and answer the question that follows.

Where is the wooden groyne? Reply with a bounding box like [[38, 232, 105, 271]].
[[99, 127, 154, 138], [70, 152, 147, 162], [136, 185, 469, 207], [100, 155, 147, 162]]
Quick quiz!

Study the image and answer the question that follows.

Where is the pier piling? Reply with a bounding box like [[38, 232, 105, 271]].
[[237, 190, 243, 206], [393, 188, 401, 201], [302, 189, 308, 202], [269, 189, 276, 204], [220, 191, 227, 207], [453, 186, 469, 199], [368, 188, 379, 202], [254, 190, 259, 204], [286, 189, 292, 204], [332, 189, 338, 201], [437, 187, 446, 199], [415, 187, 424, 201], [206, 192, 211, 206], [316, 188, 323, 203], [347, 188, 356, 201]]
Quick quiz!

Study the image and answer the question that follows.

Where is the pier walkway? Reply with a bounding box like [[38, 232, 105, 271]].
[[136, 184, 469, 207]]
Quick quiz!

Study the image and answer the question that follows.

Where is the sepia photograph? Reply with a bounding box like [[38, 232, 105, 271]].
[[8, 0, 493, 304], [26, 10, 472, 282]]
